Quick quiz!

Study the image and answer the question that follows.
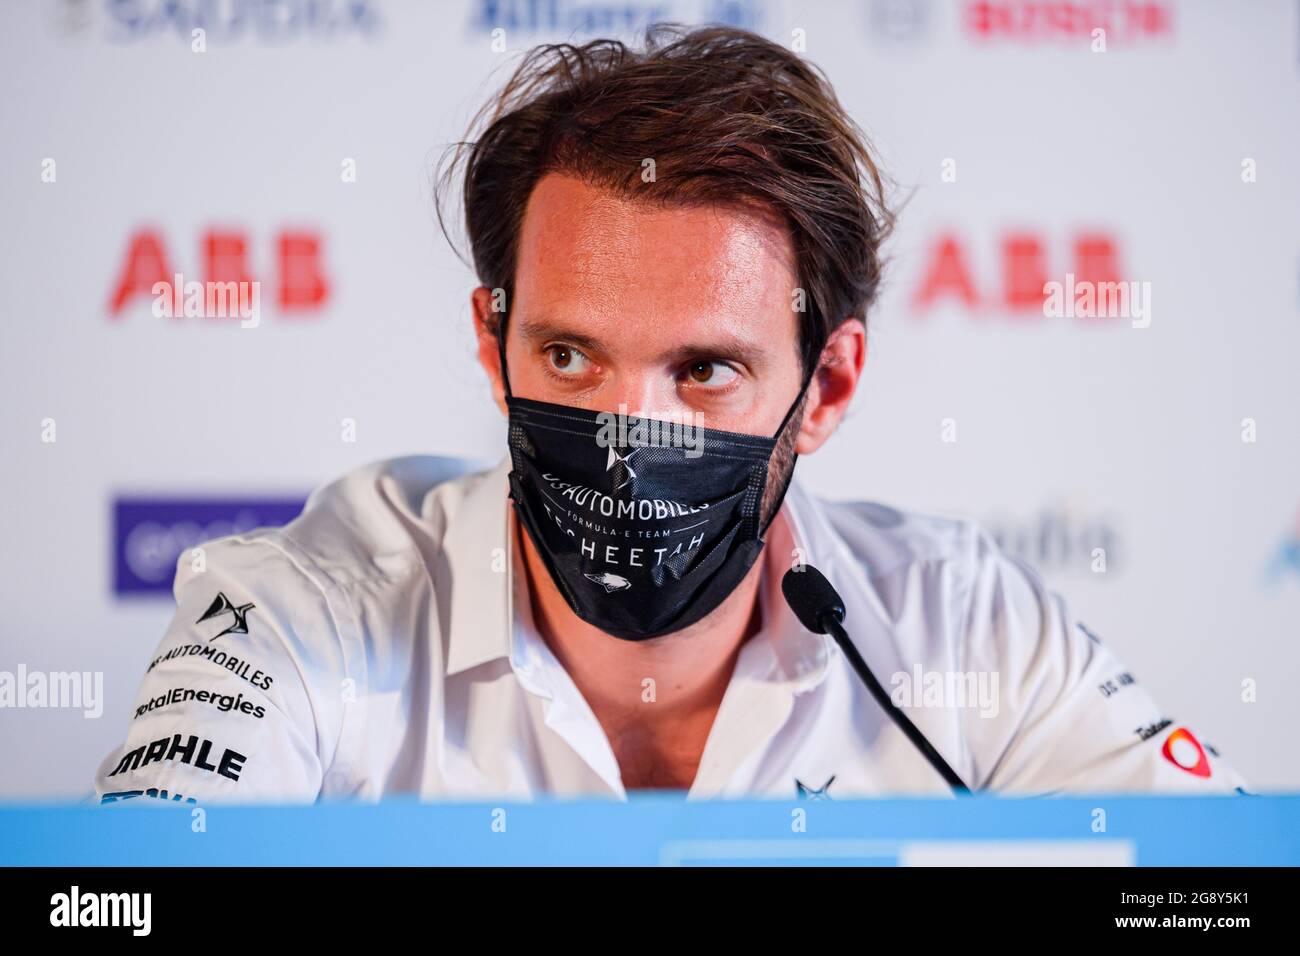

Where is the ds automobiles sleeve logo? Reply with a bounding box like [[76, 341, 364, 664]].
[[196, 592, 255, 640]]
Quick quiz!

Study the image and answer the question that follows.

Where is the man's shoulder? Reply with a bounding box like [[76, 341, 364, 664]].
[[810, 493, 997, 583], [303, 454, 492, 523], [285, 454, 492, 573], [802, 491, 1034, 641], [187, 455, 498, 598]]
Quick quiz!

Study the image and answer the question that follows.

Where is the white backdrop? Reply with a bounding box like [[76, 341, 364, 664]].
[[1, 0, 1297, 798]]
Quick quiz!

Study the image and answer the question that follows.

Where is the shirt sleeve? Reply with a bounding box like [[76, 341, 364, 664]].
[[958, 533, 1250, 795], [94, 534, 348, 805]]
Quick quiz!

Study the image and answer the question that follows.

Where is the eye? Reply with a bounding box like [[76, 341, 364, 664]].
[[545, 344, 591, 376], [683, 360, 739, 388]]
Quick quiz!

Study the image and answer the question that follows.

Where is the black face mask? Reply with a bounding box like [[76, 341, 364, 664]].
[[499, 324, 810, 641]]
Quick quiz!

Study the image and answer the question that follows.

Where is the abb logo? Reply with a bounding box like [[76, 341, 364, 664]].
[[108, 229, 330, 318], [912, 232, 1123, 315]]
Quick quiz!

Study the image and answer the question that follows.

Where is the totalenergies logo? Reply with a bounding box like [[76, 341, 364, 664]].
[[1161, 727, 1211, 779]]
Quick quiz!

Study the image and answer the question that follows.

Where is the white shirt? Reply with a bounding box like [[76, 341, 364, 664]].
[[94, 456, 1247, 804]]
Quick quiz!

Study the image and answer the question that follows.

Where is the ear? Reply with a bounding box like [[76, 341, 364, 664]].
[[794, 320, 866, 455], [471, 286, 508, 416]]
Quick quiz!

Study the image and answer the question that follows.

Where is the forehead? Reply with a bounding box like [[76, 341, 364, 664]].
[[513, 173, 797, 337]]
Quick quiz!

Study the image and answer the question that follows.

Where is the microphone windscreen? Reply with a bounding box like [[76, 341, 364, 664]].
[[781, 565, 845, 635]]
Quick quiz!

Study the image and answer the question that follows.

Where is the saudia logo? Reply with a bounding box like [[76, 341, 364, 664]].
[[97, 0, 382, 44]]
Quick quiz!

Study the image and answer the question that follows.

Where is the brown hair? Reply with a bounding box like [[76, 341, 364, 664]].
[[437, 24, 892, 374]]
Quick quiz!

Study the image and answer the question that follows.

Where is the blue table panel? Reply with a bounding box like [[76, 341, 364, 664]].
[[1, 794, 1296, 866]]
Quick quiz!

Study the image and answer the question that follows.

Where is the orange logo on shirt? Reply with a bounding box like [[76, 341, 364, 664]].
[[1161, 727, 1211, 778]]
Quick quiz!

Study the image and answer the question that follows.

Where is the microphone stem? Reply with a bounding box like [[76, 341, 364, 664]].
[[821, 611, 971, 794]]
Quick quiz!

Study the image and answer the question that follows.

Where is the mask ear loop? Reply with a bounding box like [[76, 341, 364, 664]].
[[772, 360, 816, 440], [495, 308, 514, 401], [757, 354, 818, 535]]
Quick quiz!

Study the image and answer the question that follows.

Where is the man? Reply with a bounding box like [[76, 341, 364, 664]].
[[95, 26, 1245, 804]]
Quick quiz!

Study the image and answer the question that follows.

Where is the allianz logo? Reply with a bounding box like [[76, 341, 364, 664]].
[[469, 0, 767, 36]]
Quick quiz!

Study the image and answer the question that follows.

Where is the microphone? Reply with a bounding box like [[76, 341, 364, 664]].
[[782, 565, 971, 794]]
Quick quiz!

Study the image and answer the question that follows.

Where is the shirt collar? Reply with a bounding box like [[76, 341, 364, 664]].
[[441, 456, 514, 676], [750, 478, 836, 694]]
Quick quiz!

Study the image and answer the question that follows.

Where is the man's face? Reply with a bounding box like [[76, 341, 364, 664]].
[[502, 173, 806, 440]]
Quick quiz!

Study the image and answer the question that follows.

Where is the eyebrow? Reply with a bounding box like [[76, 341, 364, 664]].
[[515, 318, 606, 356], [514, 316, 771, 370]]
